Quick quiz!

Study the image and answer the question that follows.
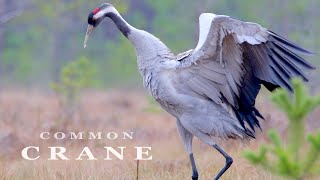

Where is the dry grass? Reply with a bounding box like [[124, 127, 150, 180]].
[[0, 89, 319, 180]]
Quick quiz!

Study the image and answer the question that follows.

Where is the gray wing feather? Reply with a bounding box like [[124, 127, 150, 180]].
[[170, 13, 315, 133]]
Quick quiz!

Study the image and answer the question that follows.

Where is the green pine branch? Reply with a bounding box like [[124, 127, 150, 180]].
[[243, 78, 320, 179]]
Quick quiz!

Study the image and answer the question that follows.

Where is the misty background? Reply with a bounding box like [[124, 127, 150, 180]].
[[0, 1, 320, 178], [0, 0, 319, 89]]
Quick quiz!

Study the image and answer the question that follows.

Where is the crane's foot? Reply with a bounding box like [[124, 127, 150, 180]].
[[192, 171, 199, 180], [213, 144, 233, 180]]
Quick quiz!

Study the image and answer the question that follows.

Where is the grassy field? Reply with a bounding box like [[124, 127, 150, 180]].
[[0, 89, 319, 180]]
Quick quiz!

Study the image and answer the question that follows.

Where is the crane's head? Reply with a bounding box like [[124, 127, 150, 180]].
[[84, 3, 114, 48]]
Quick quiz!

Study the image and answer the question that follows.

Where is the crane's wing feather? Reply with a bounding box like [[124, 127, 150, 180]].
[[171, 14, 315, 134]]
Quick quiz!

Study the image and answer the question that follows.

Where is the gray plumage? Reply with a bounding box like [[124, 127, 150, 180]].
[[85, 4, 315, 180]]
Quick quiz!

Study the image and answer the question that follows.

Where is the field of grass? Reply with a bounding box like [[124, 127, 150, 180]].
[[0, 89, 319, 180]]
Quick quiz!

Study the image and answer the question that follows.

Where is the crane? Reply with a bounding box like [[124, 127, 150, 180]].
[[83, 3, 315, 180]]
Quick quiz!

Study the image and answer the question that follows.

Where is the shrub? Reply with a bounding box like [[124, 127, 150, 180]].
[[50, 57, 97, 108]]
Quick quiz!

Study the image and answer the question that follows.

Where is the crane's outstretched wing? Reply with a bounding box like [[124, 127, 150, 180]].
[[171, 13, 315, 134]]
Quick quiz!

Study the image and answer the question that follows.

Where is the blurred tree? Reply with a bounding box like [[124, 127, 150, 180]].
[[50, 56, 98, 121], [0, 0, 24, 83], [50, 56, 98, 107], [0, 0, 5, 78]]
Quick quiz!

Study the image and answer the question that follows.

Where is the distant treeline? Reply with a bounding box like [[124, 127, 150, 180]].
[[0, 0, 319, 88]]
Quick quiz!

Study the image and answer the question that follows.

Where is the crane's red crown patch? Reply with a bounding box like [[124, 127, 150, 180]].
[[92, 8, 101, 15]]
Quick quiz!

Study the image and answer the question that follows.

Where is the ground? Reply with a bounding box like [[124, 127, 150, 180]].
[[0, 89, 319, 180]]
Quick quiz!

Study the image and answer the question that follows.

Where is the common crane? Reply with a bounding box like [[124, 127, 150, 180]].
[[84, 3, 315, 180]]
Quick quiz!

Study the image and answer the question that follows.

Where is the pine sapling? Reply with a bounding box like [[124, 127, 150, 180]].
[[243, 78, 320, 179]]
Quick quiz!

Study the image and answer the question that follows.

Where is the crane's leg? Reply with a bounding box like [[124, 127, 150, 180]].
[[189, 152, 199, 180], [180, 119, 233, 180], [176, 119, 199, 180], [212, 144, 233, 180]]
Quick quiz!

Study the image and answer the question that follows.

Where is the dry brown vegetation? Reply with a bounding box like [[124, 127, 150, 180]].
[[0, 89, 319, 180]]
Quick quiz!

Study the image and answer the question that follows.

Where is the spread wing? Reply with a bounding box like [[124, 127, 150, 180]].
[[171, 13, 315, 134]]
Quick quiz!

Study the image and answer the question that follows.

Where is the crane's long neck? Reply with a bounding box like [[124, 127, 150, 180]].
[[106, 8, 173, 96], [107, 9, 135, 38], [107, 8, 173, 70]]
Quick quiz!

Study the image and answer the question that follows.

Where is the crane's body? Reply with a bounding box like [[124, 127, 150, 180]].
[[84, 3, 315, 180], [128, 30, 250, 141]]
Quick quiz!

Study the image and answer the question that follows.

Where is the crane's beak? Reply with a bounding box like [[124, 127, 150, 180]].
[[83, 25, 95, 48]]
